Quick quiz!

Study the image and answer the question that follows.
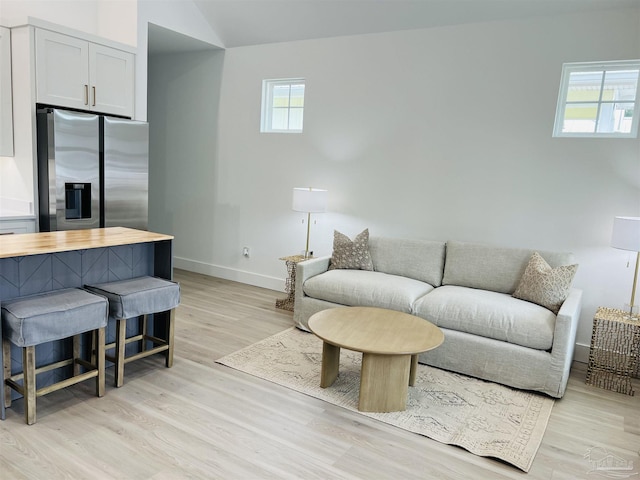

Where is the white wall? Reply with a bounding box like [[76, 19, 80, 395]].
[[136, 0, 223, 121], [0, 0, 137, 44], [164, 7, 639, 359], [147, 48, 224, 261]]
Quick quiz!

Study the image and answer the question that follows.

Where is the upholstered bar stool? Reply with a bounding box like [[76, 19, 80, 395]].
[[85, 276, 180, 387], [1, 288, 108, 425]]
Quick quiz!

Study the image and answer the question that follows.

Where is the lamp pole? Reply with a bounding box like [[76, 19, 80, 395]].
[[304, 211, 312, 258]]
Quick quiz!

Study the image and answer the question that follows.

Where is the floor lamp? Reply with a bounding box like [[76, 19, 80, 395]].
[[292, 187, 328, 258], [611, 216, 640, 319]]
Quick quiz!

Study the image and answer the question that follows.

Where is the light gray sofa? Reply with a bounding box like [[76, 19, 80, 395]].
[[293, 237, 582, 398]]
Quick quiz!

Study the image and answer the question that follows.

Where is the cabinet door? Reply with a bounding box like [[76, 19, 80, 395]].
[[90, 43, 134, 117], [0, 26, 13, 156], [35, 29, 89, 110]]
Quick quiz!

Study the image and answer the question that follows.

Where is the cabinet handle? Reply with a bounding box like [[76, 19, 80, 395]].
[[84, 85, 89, 105], [92, 86, 96, 106]]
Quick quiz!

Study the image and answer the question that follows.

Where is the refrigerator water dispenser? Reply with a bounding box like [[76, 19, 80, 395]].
[[65, 183, 92, 220]]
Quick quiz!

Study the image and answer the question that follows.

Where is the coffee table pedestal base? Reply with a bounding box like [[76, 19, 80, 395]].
[[359, 353, 411, 412], [320, 343, 340, 388], [319, 340, 420, 413]]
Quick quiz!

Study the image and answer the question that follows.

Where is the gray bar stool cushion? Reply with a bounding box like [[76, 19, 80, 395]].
[[85, 276, 180, 319], [1, 288, 108, 347]]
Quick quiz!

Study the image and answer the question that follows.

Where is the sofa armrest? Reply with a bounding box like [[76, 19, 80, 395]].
[[555, 288, 582, 345], [549, 288, 583, 396], [293, 256, 332, 331], [294, 256, 331, 305]]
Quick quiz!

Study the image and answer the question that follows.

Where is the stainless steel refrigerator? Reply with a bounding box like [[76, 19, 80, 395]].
[[36, 108, 148, 232]]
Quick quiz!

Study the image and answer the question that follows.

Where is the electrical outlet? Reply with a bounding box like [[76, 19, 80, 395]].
[[243, 247, 250, 258]]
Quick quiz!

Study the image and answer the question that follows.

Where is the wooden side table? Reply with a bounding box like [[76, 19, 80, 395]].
[[586, 307, 640, 396], [275, 255, 308, 312]]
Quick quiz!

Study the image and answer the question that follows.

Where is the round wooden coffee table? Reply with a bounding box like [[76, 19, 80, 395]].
[[308, 306, 444, 413]]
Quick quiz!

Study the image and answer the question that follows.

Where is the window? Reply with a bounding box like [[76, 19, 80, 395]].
[[261, 78, 305, 133], [553, 60, 640, 138]]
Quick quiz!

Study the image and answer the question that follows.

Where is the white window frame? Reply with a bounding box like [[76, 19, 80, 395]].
[[261, 78, 305, 133], [553, 60, 640, 138]]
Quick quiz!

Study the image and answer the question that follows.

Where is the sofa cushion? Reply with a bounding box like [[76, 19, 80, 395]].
[[442, 241, 575, 294], [513, 252, 577, 314], [329, 229, 374, 271], [412, 285, 556, 350], [303, 270, 434, 312], [369, 237, 446, 286]]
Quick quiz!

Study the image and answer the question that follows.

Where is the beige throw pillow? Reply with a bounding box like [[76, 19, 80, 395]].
[[329, 228, 374, 271], [513, 252, 578, 314]]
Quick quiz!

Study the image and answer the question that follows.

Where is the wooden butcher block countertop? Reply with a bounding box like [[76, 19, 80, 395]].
[[0, 227, 173, 259]]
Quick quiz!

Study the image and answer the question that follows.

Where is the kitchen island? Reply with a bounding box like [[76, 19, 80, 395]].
[[0, 227, 174, 420]]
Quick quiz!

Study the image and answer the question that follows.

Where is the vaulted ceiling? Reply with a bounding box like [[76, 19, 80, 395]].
[[191, 0, 639, 49]]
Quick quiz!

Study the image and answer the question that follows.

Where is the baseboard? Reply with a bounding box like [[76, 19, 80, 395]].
[[174, 256, 285, 292], [573, 342, 590, 364]]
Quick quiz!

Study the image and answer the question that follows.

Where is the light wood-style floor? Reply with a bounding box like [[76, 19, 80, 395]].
[[1, 269, 639, 479]]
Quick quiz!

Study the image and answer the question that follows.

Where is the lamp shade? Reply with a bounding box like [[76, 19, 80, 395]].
[[611, 216, 640, 252], [292, 187, 328, 213]]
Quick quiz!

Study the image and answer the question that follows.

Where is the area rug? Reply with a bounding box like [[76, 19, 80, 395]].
[[216, 327, 554, 472]]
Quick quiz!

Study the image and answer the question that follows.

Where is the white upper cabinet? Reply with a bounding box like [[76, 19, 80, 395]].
[[0, 26, 14, 156], [35, 29, 88, 110], [89, 43, 134, 117], [35, 29, 134, 117]]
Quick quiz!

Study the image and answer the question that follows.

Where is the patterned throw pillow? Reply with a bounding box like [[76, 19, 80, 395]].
[[329, 228, 374, 271], [512, 252, 578, 314]]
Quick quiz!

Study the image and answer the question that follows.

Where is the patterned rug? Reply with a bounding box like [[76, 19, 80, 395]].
[[216, 328, 554, 472]]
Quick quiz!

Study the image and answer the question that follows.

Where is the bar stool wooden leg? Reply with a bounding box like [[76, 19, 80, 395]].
[[23, 346, 36, 425], [166, 310, 175, 368], [73, 334, 81, 376], [89, 330, 97, 367], [3, 338, 11, 409], [141, 314, 148, 353], [96, 327, 105, 397], [115, 318, 126, 388]]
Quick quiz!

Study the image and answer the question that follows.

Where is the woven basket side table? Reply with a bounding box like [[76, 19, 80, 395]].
[[275, 255, 308, 312], [585, 307, 640, 396]]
